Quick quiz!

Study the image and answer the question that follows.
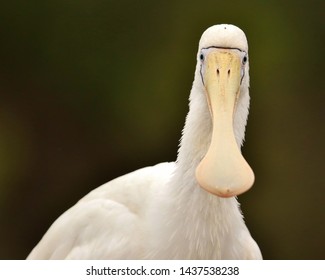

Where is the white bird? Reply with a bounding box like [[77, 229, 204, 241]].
[[27, 24, 262, 260]]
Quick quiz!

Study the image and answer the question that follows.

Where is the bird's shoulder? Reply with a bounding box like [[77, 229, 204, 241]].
[[79, 161, 175, 206], [27, 162, 175, 259]]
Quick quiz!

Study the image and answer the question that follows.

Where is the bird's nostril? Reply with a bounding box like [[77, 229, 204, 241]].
[[217, 69, 220, 75], [228, 69, 231, 76]]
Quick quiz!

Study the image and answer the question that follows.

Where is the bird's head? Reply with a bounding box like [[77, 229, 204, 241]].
[[194, 24, 254, 198]]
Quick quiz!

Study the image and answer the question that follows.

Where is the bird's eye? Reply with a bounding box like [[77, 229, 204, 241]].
[[243, 55, 248, 64], [200, 53, 204, 61]]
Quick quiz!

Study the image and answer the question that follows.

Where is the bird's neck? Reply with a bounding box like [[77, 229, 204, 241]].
[[176, 74, 250, 180], [176, 80, 212, 178], [175, 69, 250, 188], [151, 75, 250, 259]]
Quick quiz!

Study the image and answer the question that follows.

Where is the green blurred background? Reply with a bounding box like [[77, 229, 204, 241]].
[[0, 0, 324, 259]]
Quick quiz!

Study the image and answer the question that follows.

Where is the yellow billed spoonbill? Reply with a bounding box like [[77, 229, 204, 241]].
[[27, 24, 262, 259]]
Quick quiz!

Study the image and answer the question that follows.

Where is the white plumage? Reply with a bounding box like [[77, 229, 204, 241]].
[[27, 24, 262, 260]]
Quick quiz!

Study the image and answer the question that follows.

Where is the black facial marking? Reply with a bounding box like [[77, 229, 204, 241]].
[[202, 46, 245, 53], [241, 72, 245, 84], [200, 64, 205, 86]]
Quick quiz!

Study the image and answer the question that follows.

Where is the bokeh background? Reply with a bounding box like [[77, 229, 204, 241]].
[[0, 0, 324, 259]]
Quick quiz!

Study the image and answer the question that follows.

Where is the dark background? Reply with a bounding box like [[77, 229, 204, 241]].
[[0, 0, 324, 259]]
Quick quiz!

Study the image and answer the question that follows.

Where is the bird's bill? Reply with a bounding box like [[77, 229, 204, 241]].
[[195, 50, 254, 197]]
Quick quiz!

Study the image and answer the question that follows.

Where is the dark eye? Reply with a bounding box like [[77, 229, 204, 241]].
[[243, 55, 248, 64], [200, 53, 204, 61]]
